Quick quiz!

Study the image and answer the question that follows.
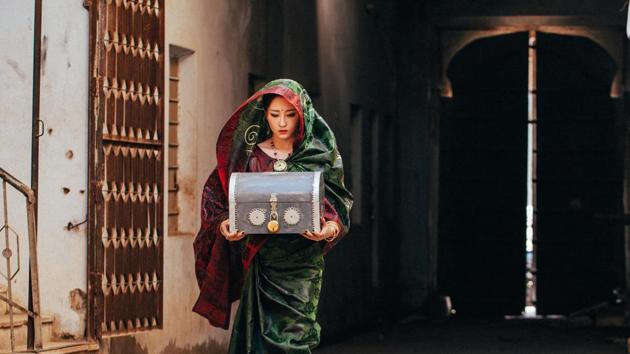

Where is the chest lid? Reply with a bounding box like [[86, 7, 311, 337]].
[[229, 171, 324, 203]]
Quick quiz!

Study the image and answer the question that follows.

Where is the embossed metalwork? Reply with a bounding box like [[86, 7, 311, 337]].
[[283, 207, 301, 225], [229, 172, 324, 234], [248, 208, 266, 226], [267, 193, 280, 233]]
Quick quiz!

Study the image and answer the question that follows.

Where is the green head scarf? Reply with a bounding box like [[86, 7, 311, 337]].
[[216, 79, 352, 230]]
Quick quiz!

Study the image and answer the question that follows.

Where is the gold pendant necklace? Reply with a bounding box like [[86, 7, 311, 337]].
[[273, 159, 287, 172], [270, 140, 290, 172]]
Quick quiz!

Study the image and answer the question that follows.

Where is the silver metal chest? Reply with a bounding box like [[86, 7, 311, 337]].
[[229, 171, 324, 234]]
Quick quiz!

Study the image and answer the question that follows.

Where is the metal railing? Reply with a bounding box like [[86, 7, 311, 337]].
[[0, 167, 42, 352]]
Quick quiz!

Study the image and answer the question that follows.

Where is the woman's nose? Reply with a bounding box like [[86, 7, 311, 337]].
[[279, 116, 287, 127]]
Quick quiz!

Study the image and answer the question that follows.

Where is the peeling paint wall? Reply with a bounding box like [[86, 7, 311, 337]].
[[0, 0, 35, 318], [1, 0, 252, 350], [37, 0, 90, 338]]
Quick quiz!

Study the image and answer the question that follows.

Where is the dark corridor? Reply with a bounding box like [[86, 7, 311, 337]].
[[438, 32, 625, 317]]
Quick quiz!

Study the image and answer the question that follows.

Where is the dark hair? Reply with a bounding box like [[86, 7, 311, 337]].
[[259, 94, 279, 141], [262, 94, 280, 111]]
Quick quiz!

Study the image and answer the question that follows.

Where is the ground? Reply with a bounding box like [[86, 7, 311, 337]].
[[316, 318, 628, 354]]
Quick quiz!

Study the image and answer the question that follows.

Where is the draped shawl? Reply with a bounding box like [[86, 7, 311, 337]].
[[193, 79, 353, 329]]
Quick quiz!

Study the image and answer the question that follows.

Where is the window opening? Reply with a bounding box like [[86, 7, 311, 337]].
[[167, 57, 180, 234], [525, 30, 538, 317]]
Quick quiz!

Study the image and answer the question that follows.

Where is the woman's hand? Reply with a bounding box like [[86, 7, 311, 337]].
[[220, 219, 246, 241], [301, 218, 340, 242]]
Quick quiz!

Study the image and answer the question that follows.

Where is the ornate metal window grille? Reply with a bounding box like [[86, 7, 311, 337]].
[[87, 0, 165, 338]]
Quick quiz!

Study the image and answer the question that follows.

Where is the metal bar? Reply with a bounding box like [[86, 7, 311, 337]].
[[26, 183, 42, 349], [0, 168, 36, 202], [28, 5, 43, 347], [29, 0, 43, 343], [30, 0, 42, 214], [0, 293, 37, 318], [0, 169, 43, 350], [2, 180, 15, 352], [85, 0, 101, 341]]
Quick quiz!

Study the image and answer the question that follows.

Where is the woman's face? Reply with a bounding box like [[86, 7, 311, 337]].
[[265, 96, 299, 142]]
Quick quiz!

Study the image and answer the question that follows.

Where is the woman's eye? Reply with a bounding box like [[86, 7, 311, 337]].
[[287, 113, 296, 118], [270, 114, 279, 118]]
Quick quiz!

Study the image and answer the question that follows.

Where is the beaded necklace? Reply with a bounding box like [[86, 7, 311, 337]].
[[269, 140, 291, 172]]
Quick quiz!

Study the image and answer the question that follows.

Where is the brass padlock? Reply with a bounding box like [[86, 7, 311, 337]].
[[267, 219, 280, 233]]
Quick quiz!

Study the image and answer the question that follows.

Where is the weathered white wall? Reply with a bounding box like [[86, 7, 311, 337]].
[[169, 46, 197, 236], [0, 0, 91, 339], [0, 0, 35, 316], [37, 0, 90, 338], [1, 0, 253, 351]]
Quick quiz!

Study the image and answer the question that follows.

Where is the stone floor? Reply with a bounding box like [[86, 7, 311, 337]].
[[316, 317, 629, 354]]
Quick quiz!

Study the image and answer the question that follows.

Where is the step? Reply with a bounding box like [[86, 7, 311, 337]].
[[2, 341, 99, 354], [0, 314, 99, 353], [0, 285, 7, 314], [0, 313, 54, 352]]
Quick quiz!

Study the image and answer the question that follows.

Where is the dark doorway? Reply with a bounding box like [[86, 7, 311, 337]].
[[439, 32, 529, 316], [536, 32, 624, 314]]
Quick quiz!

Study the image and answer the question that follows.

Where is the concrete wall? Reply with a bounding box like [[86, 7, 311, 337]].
[[0, 0, 35, 311], [1, 0, 92, 339], [396, 0, 434, 313], [314, 0, 400, 335], [0, 0, 253, 351], [37, 0, 90, 338]]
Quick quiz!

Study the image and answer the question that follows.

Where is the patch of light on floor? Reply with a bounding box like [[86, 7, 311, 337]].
[[523, 305, 537, 318]]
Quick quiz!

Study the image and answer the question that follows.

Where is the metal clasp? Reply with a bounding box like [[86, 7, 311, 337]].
[[267, 193, 279, 233]]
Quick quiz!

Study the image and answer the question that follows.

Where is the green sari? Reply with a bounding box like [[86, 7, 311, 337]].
[[229, 235, 324, 353], [194, 79, 351, 353]]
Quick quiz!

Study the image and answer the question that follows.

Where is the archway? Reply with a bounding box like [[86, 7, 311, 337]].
[[438, 32, 529, 316], [437, 31, 624, 316]]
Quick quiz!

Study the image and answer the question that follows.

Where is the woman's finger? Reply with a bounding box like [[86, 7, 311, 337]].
[[221, 225, 229, 238], [303, 230, 317, 241], [223, 228, 245, 241], [310, 231, 327, 241]]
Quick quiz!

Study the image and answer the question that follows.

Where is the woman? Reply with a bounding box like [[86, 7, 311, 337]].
[[193, 79, 352, 353]]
